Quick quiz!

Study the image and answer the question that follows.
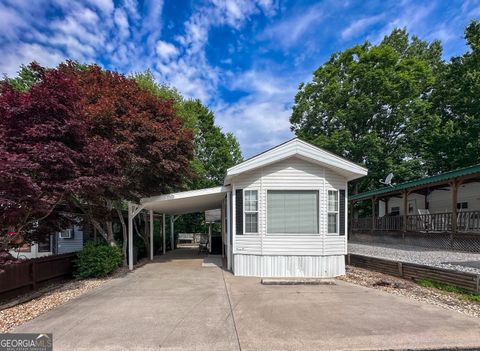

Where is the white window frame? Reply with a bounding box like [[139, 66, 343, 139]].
[[265, 189, 320, 235], [59, 228, 73, 239], [243, 189, 259, 234], [327, 189, 339, 235]]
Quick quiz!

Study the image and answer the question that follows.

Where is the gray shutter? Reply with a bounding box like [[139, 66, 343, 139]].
[[236, 189, 243, 235], [339, 190, 345, 236]]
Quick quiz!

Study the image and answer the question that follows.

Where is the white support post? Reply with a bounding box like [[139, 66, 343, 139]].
[[162, 213, 166, 255], [149, 210, 154, 261], [170, 216, 174, 251], [127, 202, 144, 271], [226, 191, 231, 271], [128, 202, 134, 271]]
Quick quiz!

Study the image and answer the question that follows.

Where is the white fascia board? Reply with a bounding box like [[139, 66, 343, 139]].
[[224, 138, 367, 184], [295, 141, 368, 178], [140, 185, 231, 205]]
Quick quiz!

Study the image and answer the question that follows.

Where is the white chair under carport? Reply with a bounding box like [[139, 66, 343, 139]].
[[127, 186, 232, 271]]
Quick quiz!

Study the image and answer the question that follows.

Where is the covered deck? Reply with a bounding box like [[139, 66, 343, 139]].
[[127, 186, 231, 270], [350, 165, 480, 236]]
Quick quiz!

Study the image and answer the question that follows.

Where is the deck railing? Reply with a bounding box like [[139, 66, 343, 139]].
[[351, 210, 480, 234], [351, 217, 372, 231], [376, 215, 403, 231]]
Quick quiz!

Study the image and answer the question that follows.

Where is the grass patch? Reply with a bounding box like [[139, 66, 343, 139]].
[[417, 279, 480, 303]]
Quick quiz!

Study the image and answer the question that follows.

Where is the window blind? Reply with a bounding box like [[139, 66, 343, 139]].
[[267, 190, 318, 234]]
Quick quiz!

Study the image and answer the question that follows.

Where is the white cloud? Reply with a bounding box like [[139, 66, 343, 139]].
[[341, 14, 384, 40], [369, 2, 435, 43], [259, 3, 324, 49], [214, 69, 298, 157], [0, 3, 27, 40], [85, 0, 114, 14], [1, 43, 65, 76], [155, 40, 179, 61], [114, 8, 130, 39], [214, 95, 294, 158]]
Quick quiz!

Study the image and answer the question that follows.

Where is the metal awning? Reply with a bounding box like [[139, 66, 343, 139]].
[[139, 186, 230, 215]]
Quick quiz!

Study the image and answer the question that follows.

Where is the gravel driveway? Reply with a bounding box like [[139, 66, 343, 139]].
[[349, 242, 480, 274]]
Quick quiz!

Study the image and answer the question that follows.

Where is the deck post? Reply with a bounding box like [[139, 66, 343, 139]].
[[371, 197, 375, 233], [162, 213, 166, 255], [128, 202, 134, 271], [149, 210, 154, 260], [451, 180, 458, 235], [403, 190, 408, 237]]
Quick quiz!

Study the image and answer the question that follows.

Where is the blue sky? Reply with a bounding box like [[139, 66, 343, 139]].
[[1, 0, 479, 157]]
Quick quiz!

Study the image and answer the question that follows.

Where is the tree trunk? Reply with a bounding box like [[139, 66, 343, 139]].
[[105, 200, 117, 247], [70, 196, 110, 242], [106, 221, 116, 246], [116, 208, 128, 267]]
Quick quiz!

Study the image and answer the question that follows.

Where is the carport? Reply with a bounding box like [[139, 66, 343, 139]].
[[127, 186, 231, 271]]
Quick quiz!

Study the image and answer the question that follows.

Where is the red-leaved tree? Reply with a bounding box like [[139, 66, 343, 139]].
[[59, 63, 194, 260], [0, 64, 119, 255]]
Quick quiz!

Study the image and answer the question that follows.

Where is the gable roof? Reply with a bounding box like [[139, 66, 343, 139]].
[[224, 138, 367, 184]]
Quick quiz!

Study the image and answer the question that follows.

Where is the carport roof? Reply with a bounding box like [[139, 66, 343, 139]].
[[140, 186, 230, 215]]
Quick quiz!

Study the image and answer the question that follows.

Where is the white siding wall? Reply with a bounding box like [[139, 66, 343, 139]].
[[234, 254, 345, 277], [231, 156, 348, 277], [383, 182, 480, 215]]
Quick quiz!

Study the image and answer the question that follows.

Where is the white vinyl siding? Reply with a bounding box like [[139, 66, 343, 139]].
[[233, 157, 348, 257], [327, 190, 339, 234], [234, 254, 345, 277], [267, 190, 318, 234]]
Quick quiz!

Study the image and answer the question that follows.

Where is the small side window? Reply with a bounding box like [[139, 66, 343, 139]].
[[244, 190, 258, 233], [327, 190, 339, 234]]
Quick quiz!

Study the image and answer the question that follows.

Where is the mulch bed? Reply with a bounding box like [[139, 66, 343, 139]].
[[339, 266, 480, 318]]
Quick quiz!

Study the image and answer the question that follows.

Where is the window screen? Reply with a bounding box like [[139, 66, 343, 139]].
[[267, 190, 318, 234], [328, 190, 339, 234], [244, 190, 258, 233]]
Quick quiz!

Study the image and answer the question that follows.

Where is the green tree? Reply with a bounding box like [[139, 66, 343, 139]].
[[132, 71, 243, 235], [291, 28, 442, 193], [422, 20, 480, 173]]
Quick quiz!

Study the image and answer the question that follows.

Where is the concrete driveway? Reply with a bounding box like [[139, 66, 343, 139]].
[[14, 248, 480, 350]]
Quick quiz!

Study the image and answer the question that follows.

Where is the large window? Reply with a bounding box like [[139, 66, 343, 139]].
[[328, 190, 339, 234], [244, 190, 258, 233], [267, 190, 318, 234]]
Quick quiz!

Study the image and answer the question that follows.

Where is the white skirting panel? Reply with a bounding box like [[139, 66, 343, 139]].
[[233, 254, 345, 278]]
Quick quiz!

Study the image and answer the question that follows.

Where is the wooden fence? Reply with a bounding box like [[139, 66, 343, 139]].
[[0, 253, 76, 301], [346, 254, 480, 293]]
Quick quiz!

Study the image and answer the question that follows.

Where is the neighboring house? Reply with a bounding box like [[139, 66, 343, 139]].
[[350, 164, 480, 234], [382, 182, 480, 217], [135, 138, 367, 277], [10, 226, 84, 259]]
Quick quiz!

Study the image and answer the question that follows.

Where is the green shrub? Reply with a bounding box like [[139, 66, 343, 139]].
[[75, 243, 123, 278]]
